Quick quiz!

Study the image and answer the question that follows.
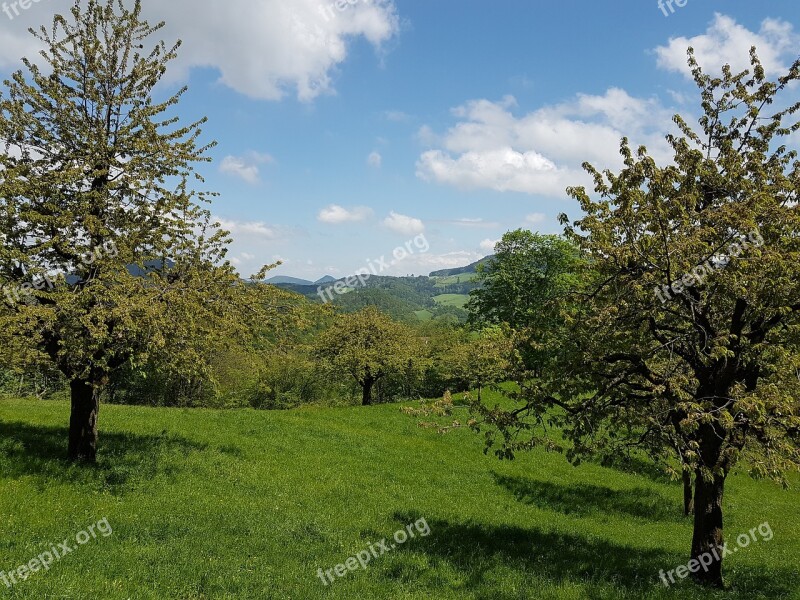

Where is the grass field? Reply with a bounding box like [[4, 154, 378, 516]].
[[1, 394, 798, 599], [432, 273, 479, 287], [433, 294, 470, 308]]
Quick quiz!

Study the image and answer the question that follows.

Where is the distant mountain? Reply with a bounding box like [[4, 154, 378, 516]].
[[429, 256, 494, 278], [314, 275, 337, 285], [266, 275, 315, 286]]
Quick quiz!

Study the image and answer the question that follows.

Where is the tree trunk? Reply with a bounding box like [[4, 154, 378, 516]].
[[683, 470, 694, 516], [362, 376, 375, 406], [68, 378, 100, 463], [690, 469, 726, 587]]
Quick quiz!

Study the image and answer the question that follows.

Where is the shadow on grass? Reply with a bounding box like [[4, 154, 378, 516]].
[[0, 421, 206, 494], [493, 472, 683, 522], [596, 453, 677, 484], [389, 513, 799, 599]]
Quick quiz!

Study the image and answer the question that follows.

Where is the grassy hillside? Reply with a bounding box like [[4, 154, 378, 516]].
[[1, 395, 798, 599], [432, 272, 479, 287], [433, 293, 470, 308]]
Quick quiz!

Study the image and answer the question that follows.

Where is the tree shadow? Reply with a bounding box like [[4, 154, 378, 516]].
[[0, 421, 207, 495], [595, 453, 677, 485], [493, 472, 683, 522], [389, 512, 799, 599]]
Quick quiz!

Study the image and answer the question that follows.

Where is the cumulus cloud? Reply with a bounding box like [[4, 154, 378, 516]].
[[212, 216, 302, 277], [655, 14, 799, 79], [417, 89, 675, 198], [0, 0, 400, 101], [383, 211, 425, 235], [215, 217, 278, 238], [479, 238, 499, 252], [367, 151, 382, 168], [525, 213, 546, 225], [219, 152, 273, 184], [411, 251, 483, 272], [317, 204, 373, 224]]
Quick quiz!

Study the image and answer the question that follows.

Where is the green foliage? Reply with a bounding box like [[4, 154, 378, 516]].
[[315, 306, 422, 404], [0, 1, 296, 459], [333, 287, 424, 323], [443, 326, 517, 401], [464, 48, 800, 585], [466, 230, 582, 372]]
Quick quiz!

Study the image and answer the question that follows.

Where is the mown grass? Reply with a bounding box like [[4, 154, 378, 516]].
[[0, 392, 798, 599], [433, 294, 470, 308], [432, 273, 479, 286]]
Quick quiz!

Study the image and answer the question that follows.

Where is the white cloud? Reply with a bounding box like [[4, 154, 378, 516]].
[[655, 14, 799, 79], [219, 152, 273, 184], [0, 1, 399, 101], [417, 89, 675, 198], [411, 251, 483, 272], [525, 213, 546, 225], [383, 211, 425, 235], [418, 147, 577, 197], [479, 238, 499, 252], [448, 217, 500, 228], [367, 151, 382, 168], [317, 204, 373, 224], [215, 217, 277, 238]]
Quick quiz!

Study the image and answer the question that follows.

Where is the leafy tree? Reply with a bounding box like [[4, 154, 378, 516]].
[[445, 326, 516, 402], [0, 0, 283, 462], [315, 306, 418, 405], [472, 49, 800, 587], [466, 230, 581, 372]]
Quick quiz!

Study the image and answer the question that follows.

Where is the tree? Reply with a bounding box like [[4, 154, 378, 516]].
[[466, 230, 581, 373], [445, 326, 516, 402], [470, 49, 800, 587], [0, 0, 282, 462], [315, 306, 417, 405]]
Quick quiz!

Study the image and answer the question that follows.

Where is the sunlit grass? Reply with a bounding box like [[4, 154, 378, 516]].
[[1, 392, 798, 599]]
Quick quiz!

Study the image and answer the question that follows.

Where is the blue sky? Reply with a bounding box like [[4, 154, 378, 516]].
[[1, 0, 799, 279]]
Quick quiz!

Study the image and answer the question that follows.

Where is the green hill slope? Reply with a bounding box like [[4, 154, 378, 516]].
[[1, 396, 798, 599]]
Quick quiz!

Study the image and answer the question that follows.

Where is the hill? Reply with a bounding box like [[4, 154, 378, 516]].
[[429, 256, 494, 278], [1, 395, 797, 598], [267, 259, 484, 322], [265, 275, 315, 285]]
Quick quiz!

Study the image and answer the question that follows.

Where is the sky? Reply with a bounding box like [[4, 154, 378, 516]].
[[1, 0, 799, 280]]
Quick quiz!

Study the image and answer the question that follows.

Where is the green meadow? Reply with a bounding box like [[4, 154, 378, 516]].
[[1, 394, 798, 599]]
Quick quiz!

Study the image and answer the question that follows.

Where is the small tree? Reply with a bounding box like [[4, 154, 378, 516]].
[[445, 326, 516, 402], [315, 306, 417, 405], [0, 0, 283, 461]]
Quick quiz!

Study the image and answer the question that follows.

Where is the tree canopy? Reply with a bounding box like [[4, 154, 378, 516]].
[[315, 306, 418, 405]]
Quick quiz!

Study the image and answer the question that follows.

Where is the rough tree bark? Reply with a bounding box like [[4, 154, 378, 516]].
[[68, 378, 101, 463], [689, 414, 727, 587], [361, 367, 375, 406]]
